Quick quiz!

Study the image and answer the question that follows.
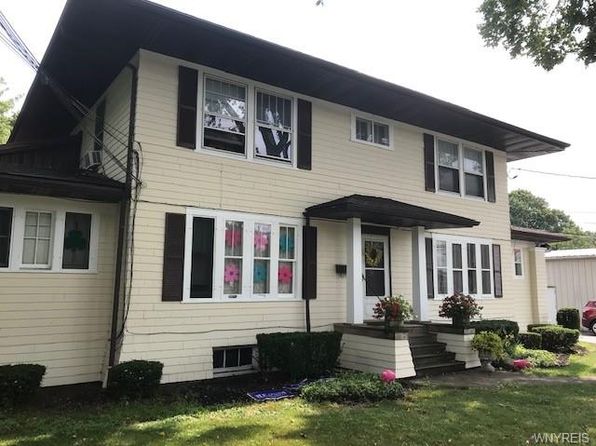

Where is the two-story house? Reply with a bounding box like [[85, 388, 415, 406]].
[[0, 0, 570, 387]]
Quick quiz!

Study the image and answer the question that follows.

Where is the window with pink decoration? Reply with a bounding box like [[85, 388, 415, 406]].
[[278, 226, 295, 294], [224, 220, 243, 295], [253, 223, 271, 294]]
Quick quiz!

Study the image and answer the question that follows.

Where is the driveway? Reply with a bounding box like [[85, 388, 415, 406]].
[[580, 333, 596, 344]]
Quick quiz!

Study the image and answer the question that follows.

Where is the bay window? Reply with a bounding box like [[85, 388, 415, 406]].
[[436, 138, 488, 199], [433, 236, 493, 298], [255, 91, 293, 162], [203, 77, 247, 155], [185, 210, 301, 301]]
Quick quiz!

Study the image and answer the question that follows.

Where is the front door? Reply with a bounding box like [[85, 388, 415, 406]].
[[362, 235, 390, 320]]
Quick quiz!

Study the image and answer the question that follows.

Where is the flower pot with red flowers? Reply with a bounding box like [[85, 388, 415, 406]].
[[438, 293, 483, 328], [372, 295, 413, 333]]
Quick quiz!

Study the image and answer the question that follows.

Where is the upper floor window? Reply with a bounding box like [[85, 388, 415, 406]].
[[436, 138, 487, 199], [203, 77, 247, 155], [353, 115, 391, 148], [513, 248, 523, 277], [254, 91, 293, 163]]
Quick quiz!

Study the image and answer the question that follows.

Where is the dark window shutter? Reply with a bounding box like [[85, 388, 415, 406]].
[[177, 66, 198, 149], [297, 99, 312, 170], [425, 237, 434, 299], [0, 207, 13, 268], [423, 133, 435, 192], [492, 244, 503, 297], [162, 213, 186, 301], [302, 225, 317, 299], [486, 151, 496, 202]]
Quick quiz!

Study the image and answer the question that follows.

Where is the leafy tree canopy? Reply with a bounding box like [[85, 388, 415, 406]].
[[509, 189, 596, 249], [0, 78, 18, 144], [478, 0, 596, 70]]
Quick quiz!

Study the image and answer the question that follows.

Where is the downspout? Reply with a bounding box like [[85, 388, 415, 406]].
[[108, 62, 138, 368], [304, 215, 312, 333]]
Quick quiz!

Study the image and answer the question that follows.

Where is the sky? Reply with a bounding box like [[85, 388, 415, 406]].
[[1, 0, 595, 231]]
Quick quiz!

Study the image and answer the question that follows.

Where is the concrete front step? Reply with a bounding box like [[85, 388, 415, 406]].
[[409, 342, 447, 355], [414, 360, 467, 377], [412, 351, 456, 367], [407, 333, 438, 345]]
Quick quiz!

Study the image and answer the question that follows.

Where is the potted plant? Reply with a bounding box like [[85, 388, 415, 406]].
[[438, 293, 482, 328], [471, 331, 503, 372], [372, 295, 413, 332]]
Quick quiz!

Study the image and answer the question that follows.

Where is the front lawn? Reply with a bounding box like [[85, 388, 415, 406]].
[[523, 342, 596, 378], [1, 383, 595, 445]]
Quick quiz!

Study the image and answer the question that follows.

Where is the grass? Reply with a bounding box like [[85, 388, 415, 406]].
[[524, 342, 596, 377], [1, 383, 595, 446]]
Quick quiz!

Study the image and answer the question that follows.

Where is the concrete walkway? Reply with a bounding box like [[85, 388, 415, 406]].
[[580, 333, 596, 344], [410, 369, 596, 389]]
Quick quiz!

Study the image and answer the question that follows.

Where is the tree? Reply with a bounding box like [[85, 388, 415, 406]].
[[509, 189, 596, 249], [0, 78, 18, 144], [478, 0, 596, 70]]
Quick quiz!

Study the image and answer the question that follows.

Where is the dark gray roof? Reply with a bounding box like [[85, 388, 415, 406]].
[[305, 194, 480, 229], [510, 226, 570, 244], [10, 0, 568, 161]]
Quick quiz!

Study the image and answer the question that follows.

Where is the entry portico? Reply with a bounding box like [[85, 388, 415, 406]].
[[304, 194, 480, 324]]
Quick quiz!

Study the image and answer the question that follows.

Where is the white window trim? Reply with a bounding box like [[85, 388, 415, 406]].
[[513, 247, 524, 278], [183, 208, 302, 303], [434, 137, 489, 201], [254, 88, 295, 164], [431, 234, 494, 299], [20, 210, 55, 269], [212, 345, 257, 377], [350, 112, 393, 150], [0, 200, 100, 274], [196, 70, 299, 169]]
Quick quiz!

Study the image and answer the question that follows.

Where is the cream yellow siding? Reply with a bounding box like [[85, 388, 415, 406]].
[[0, 195, 118, 387], [115, 50, 542, 383], [77, 66, 133, 182]]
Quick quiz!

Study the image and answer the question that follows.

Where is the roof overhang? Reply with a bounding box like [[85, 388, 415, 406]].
[[9, 0, 568, 161], [305, 194, 480, 229], [0, 166, 124, 203], [510, 226, 570, 245]]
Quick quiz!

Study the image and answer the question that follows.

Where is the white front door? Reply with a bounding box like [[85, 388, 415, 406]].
[[362, 235, 390, 320]]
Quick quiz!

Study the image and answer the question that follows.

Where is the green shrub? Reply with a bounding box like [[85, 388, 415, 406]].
[[530, 326, 579, 352], [518, 332, 542, 349], [556, 308, 581, 330], [0, 364, 46, 405], [471, 331, 504, 358], [510, 344, 558, 368], [527, 323, 555, 332], [470, 319, 519, 338], [107, 360, 163, 399], [257, 331, 342, 379], [300, 372, 404, 403]]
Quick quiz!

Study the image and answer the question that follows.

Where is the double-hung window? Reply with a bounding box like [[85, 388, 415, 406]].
[[255, 91, 293, 162], [353, 115, 391, 147], [203, 77, 247, 155], [434, 236, 493, 298], [436, 138, 487, 199], [513, 248, 523, 277], [22, 211, 53, 267], [186, 210, 301, 301]]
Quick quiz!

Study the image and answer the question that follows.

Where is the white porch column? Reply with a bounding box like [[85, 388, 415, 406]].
[[411, 226, 429, 321], [346, 217, 363, 324]]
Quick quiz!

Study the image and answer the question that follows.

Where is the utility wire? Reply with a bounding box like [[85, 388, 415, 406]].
[[510, 167, 596, 180]]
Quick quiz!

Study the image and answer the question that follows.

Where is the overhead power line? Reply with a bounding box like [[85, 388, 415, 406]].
[[510, 167, 596, 180]]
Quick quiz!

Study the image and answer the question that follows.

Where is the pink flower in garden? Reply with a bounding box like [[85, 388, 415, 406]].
[[278, 264, 293, 284], [224, 262, 240, 284], [513, 359, 532, 370], [254, 232, 269, 252], [380, 369, 396, 383]]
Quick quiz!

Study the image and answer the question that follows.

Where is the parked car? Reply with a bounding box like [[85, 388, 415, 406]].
[[582, 301, 596, 335]]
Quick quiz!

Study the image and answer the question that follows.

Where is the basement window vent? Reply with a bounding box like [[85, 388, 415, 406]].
[[212, 346, 255, 375]]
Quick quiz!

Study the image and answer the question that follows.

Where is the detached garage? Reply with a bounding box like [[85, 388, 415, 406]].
[[546, 249, 596, 315]]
